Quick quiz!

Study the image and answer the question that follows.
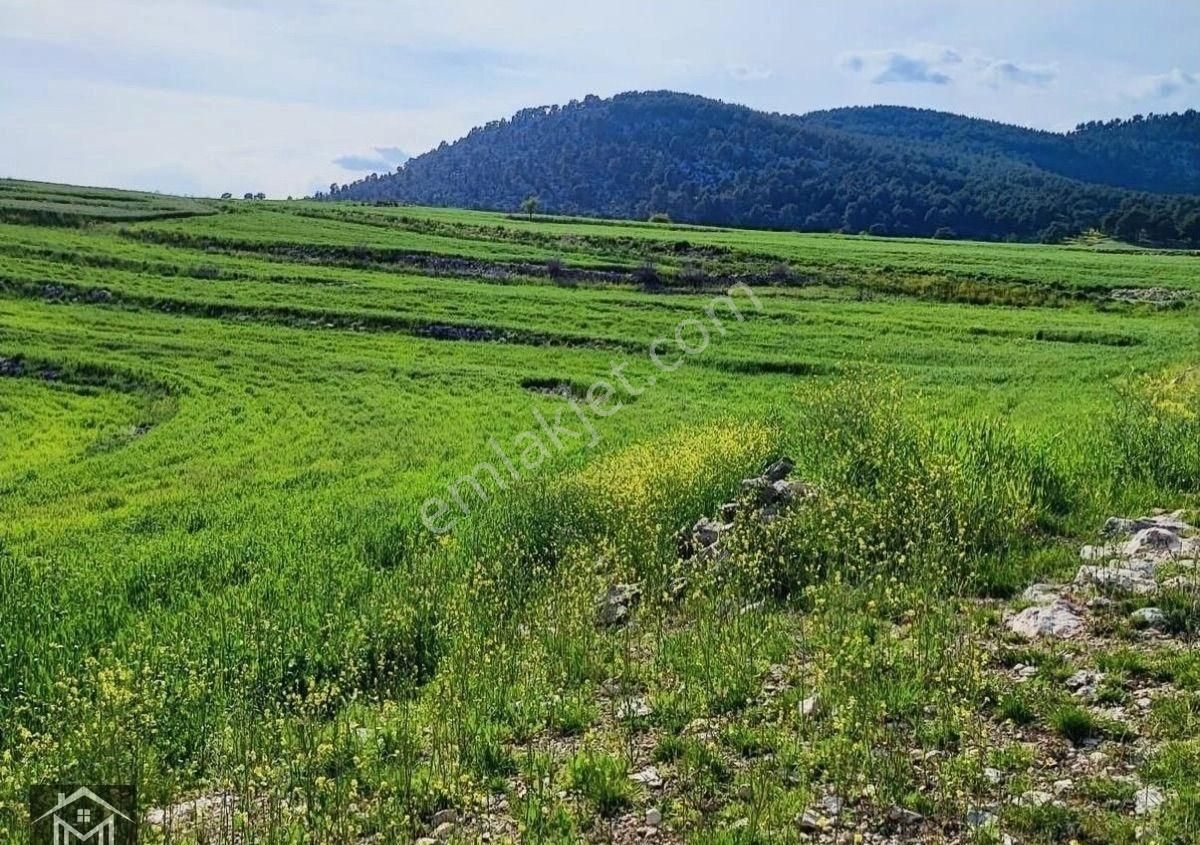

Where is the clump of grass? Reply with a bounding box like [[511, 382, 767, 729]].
[[549, 693, 597, 737], [1004, 802, 1079, 842], [1050, 705, 1097, 745], [997, 691, 1038, 726], [565, 750, 631, 817]]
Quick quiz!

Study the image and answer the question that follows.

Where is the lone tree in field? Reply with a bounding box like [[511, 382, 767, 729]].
[[520, 195, 540, 220]]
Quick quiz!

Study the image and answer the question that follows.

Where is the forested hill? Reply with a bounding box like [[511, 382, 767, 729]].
[[324, 91, 1200, 244]]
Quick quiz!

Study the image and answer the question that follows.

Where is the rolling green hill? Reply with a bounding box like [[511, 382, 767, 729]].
[[327, 91, 1200, 245]]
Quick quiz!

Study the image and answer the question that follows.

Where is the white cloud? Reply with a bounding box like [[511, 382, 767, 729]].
[[1122, 68, 1199, 100], [840, 45, 961, 85], [980, 59, 1058, 88], [727, 64, 773, 82]]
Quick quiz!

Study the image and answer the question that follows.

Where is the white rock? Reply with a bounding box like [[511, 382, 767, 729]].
[[146, 793, 235, 829], [1135, 786, 1165, 815], [798, 809, 824, 832], [617, 697, 652, 719], [888, 806, 923, 825], [1019, 790, 1053, 807], [1080, 543, 1121, 561], [1075, 565, 1157, 595], [1066, 670, 1102, 691], [800, 695, 821, 718], [818, 795, 844, 816], [646, 807, 662, 827], [1126, 527, 1183, 558], [965, 808, 996, 829], [1131, 607, 1167, 629], [1021, 583, 1063, 604], [630, 766, 663, 789], [1006, 601, 1085, 639]]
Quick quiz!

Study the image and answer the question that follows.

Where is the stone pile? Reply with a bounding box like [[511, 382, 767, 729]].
[[677, 456, 814, 565], [600, 457, 814, 627], [1007, 511, 1197, 639]]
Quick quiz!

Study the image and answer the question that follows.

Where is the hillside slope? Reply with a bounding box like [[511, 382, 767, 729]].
[[326, 92, 1200, 243]]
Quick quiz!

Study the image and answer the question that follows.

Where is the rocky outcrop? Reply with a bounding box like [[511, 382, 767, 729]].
[[1007, 511, 1196, 639]]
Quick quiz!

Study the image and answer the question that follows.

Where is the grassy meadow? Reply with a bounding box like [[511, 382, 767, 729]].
[[1, 181, 1199, 843]]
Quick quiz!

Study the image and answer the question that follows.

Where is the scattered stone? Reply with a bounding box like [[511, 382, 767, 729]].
[[597, 583, 641, 626], [431, 809, 457, 827], [646, 808, 662, 827], [1052, 779, 1074, 795], [1066, 670, 1103, 696], [617, 698, 652, 720], [1021, 583, 1063, 604], [692, 518, 728, 549], [1080, 543, 1121, 561], [800, 695, 821, 719], [1065, 669, 1096, 689], [965, 808, 996, 829], [1006, 601, 1085, 639], [1110, 287, 1194, 305], [888, 806, 923, 826], [798, 810, 825, 832], [818, 795, 844, 816], [983, 767, 1004, 785], [1135, 786, 1165, 816], [1130, 607, 1167, 629], [146, 793, 235, 829], [432, 821, 455, 840], [1075, 565, 1157, 595], [763, 456, 795, 482], [1104, 517, 1140, 537], [630, 766, 663, 789], [1019, 790, 1053, 807], [1126, 527, 1184, 557]]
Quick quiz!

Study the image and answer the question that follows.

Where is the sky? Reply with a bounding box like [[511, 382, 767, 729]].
[[2, 0, 1198, 198]]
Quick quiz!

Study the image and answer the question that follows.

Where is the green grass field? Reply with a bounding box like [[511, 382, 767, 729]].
[[1, 180, 1198, 843]]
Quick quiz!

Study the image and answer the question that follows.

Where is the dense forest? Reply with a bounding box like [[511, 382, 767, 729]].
[[324, 91, 1200, 244]]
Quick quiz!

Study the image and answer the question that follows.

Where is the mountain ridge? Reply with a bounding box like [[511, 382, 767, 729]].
[[324, 91, 1200, 243]]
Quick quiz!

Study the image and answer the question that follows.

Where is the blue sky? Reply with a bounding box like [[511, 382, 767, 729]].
[[2, 0, 1198, 198]]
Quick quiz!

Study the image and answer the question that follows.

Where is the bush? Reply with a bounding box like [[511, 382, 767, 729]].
[[648, 212, 671, 223]]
